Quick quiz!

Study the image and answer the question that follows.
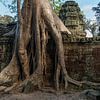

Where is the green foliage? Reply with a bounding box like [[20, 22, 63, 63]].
[[0, 0, 65, 19], [0, 0, 16, 13], [0, 0, 22, 20], [49, 0, 65, 14], [92, 2, 100, 36], [0, 0, 7, 7], [1, 0, 64, 15], [8, 0, 17, 14], [92, 2, 100, 17]]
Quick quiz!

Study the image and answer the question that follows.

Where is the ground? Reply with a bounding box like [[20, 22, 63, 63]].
[[0, 91, 91, 100]]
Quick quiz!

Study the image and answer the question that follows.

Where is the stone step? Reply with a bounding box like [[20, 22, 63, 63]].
[[86, 89, 100, 100]]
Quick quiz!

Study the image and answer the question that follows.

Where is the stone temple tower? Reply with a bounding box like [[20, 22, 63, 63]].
[[59, 0, 86, 37]]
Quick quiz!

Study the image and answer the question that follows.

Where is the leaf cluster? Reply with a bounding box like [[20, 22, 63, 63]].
[[92, 2, 100, 17]]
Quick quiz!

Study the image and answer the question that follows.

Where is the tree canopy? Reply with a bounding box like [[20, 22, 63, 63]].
[[92, 2, 100, 35], [0, 0, 99, 94], [0, 0, 65, 16], [92, 2, 100, 18], [49, 0, 65, 14]]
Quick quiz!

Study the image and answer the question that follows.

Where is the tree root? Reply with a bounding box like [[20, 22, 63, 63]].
[[12, 73, 43, 93], [55, 66, 82, 90], [0, 57, 19, 87], [81, 81, 100, 86], [0, 0, 99, 94]]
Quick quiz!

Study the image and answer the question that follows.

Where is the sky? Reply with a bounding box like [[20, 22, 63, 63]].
[[75, 0, 99, 21], [0, 0, 99, 21]]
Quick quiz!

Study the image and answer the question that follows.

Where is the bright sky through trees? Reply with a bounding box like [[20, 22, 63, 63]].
[[0, 0, 99, 20]]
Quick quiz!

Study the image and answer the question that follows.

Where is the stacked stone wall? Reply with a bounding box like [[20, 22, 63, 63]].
[[63, 34, 100, 82], [0, 24, 100, 82]]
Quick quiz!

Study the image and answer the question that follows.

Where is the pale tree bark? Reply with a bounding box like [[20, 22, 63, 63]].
[[0, 0, 100, 93]]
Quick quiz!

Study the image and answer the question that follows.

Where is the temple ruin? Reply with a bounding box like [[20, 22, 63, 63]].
[[0, 1, 100, 86], [59, 1, 85, 37]]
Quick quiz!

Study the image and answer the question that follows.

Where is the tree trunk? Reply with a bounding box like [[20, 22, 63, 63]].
[[0, 0, 99, 93]]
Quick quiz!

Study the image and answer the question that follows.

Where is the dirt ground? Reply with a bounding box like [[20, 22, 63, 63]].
[[0, 91, 90, 100]]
